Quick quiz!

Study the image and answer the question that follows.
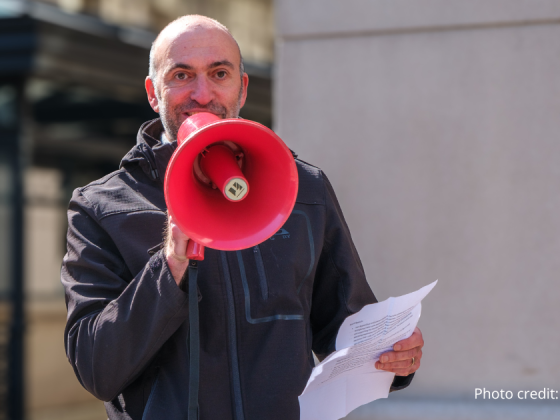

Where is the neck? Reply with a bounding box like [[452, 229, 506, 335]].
[[161, 132, 171, 145]]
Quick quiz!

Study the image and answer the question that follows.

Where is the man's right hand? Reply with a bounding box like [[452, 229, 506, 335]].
[[165, 215, 190, 286]]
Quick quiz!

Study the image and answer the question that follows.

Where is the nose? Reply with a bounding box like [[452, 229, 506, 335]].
[[190, 75, 213, 105]]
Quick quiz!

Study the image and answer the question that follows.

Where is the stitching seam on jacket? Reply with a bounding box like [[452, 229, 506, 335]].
[[320, 169, 327, 205], [325, 249, 352, 317], [77, 189, 101, 221], [293, 210, 316, 295], [253, 245, 269, 301], [80, 169, 126, 190], [97, 208, 165, 221]]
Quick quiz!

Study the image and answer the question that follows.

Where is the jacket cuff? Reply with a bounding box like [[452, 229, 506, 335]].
[[154, 250, 202, 302], [390, 372, 415, 391], [148, 250, 190, 309]]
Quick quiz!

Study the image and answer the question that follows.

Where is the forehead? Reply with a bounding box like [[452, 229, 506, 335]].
[[157, 25, 240, 69]]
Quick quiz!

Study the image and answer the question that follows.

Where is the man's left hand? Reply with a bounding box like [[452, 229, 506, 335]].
[[375, 327, 423, 376]]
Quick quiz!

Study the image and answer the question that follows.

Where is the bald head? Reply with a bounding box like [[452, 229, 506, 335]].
[[149, 15, 244, 88]]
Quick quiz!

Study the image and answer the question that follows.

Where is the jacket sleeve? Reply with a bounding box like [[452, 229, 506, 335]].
[[310, 172, 414, 391], [61, 189, 190, 402]]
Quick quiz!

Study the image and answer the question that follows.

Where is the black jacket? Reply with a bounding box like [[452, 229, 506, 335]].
[[61, 119, 412, 420]]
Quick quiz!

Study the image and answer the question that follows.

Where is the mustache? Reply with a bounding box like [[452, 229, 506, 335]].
[[179, 100, 227, 116]]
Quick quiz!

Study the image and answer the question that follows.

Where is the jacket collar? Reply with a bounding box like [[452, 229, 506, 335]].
[[120, 118, 176, 183]]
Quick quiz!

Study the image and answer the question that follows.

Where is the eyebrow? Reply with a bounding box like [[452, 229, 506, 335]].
[[168, 60, 235, 73], [168, 63, 195, 72], [208, 60, 235, 70]]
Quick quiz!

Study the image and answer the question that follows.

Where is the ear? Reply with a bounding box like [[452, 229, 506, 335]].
[[145, 76, 160, 113], [238, 73, 249, 109]]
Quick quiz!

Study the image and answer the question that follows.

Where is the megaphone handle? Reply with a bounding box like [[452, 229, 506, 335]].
[[187, 240, 205, 261]]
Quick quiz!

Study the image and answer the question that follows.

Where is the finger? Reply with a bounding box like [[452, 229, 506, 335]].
[[376, 355, 420, 370], [375, 355, 422, 369], [393, 327, 424, 351], [379, 348, 422, 364], [170, 224, 189, 257], [376, 360, 421, 376], [376, 359, 416, 370], [167, 215, 190, 254], [167, 216, 189, 240]]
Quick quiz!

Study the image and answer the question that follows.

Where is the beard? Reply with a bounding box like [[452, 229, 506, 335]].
[[157, 84, 244, 142]]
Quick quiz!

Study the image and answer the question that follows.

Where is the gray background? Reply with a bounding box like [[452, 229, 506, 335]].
[[275, 0, 560, 418]]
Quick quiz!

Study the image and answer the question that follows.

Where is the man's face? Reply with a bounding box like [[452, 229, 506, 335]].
[[146, 24, 249, 141]]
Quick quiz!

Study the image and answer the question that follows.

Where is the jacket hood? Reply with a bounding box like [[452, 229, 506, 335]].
[[120, 118, 177, 183]]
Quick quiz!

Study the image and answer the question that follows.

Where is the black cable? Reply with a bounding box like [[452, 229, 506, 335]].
[[188, 261, 200, 420]]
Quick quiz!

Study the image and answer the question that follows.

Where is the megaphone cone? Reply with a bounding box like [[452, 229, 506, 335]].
[[164, 113, 299, 260]]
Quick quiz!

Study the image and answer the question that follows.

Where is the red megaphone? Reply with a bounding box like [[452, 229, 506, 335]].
[[164, 112, 299, 260]]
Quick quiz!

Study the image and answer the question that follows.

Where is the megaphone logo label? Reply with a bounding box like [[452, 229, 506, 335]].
[[270, 228, 290, 240], [229, 182, 244, 196], [225, 178, 248, 201]]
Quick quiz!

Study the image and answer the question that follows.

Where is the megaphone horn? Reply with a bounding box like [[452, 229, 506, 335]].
[[164, 112, 299, 261]]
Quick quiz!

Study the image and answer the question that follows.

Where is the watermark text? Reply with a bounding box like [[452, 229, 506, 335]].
[[475, 388, 558, 400]]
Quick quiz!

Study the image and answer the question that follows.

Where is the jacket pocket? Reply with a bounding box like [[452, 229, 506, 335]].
[[236, 250, 303, 323], [234, 209, 318, 323]]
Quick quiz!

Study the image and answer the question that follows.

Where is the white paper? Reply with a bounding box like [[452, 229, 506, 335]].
[[299, 280, 437, 420]]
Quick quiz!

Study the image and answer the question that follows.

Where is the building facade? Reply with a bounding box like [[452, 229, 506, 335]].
[[275, 1, 560, 419], [0, 0, 273, 418]]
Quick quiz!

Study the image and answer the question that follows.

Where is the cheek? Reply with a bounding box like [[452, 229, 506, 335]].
[[216, 84, 242, 106], [160, 88, 188, 109]]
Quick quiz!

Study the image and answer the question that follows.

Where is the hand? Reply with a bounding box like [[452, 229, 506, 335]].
[[375, 327, 423, 376], [165, 214, 190, 286]]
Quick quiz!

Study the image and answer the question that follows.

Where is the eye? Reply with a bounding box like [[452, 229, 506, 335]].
[[175, 72, 187, 80], [215, 70, 227, 79]]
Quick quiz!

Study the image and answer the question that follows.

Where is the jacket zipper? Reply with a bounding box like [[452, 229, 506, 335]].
[[220, 251, 245, 420], [253, 246, 269, 301], [138, 144, 160, 181]]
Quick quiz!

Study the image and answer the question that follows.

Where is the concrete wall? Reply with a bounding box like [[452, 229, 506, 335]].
[[275, 0, 560, 417]]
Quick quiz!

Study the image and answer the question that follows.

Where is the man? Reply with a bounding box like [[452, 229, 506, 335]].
[[62, 15, 424, 420]]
